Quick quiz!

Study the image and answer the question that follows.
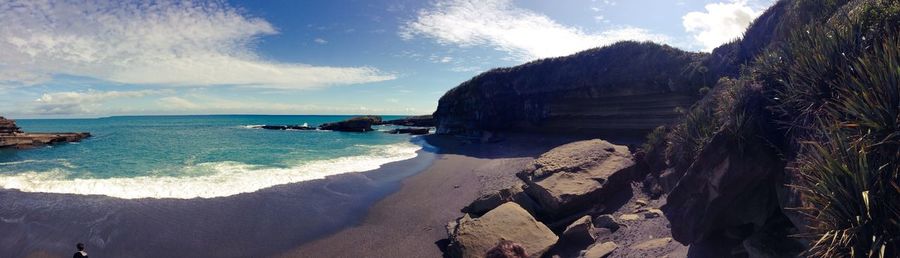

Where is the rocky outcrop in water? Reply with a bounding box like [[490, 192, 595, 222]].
[[0, 116, 90, 148], [0, 116, 22, 135], [382, 115, 434, 127], [385, 128, 430, 135], [253, 125, 315, 130], [318, 116, 382, 132]]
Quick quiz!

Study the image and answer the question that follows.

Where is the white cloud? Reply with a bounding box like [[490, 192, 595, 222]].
[[157, 96, 202, 110], [31, 89, 169, 114], [151, 95, 421, 115], [400, 0, 669, 61], [314, 38, 328, 44], [682, 0, 763, 51], [0, 0, 394, 89]]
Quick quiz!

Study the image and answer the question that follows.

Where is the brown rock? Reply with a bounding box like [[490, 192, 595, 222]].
[[643, 209, 663, 219], [631, 237, 673, 250], [446, 202, 558, 258], [560, 215, 596, 247], [580, 242, 617, 258], [518, 139, 635, 219], [1, 116, 90, 149], [461, 183, 539, 216], [635, 199, 648, 207], [618, 214, 640, 221], [592, 214, 620, 232], [0, 116, 22, 135]]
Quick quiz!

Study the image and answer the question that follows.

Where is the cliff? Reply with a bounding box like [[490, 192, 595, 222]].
[[433, 42, 711, 136], [437, 0, 899, 256]]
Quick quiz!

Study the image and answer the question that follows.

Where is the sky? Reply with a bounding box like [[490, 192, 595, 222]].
[[0, 0, 776, 118]]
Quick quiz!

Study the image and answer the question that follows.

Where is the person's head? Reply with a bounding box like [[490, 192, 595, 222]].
[[76, 243, 85, 251], [485, 240, 527, 258]]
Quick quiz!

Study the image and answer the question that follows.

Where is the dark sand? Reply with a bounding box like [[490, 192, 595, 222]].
[[1, 141, 437, 258], [278, 134, 592, 257], [0, 134, 585, 258]]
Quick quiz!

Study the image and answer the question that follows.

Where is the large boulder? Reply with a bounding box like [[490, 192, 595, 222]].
[[318, 116, 382, 132], [517, 139, 635, 219], [446, 202, 558, 258], [662, 131, 785, 247], [461, 183, 539, 217], [581, 242, 617, 258], [560, 215, 597, 247]]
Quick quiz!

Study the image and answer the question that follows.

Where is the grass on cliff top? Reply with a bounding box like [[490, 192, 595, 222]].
[[788, 35, 900, 258], [646, 0, 900, 256], [759, 6, 900, 255]]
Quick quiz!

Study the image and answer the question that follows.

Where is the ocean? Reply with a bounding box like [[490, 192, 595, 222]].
[[0, 115, 426, 199]]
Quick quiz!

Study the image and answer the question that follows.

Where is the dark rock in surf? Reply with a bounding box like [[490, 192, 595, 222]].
[[382, 115, 435, 127], [386, 127, 430, 135], [318, 116, 382, 132]]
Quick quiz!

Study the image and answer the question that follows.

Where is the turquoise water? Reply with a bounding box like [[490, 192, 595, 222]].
[[0, 115, 425, 199]]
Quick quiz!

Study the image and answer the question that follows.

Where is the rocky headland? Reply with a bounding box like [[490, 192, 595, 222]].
[[431, 0, 899, 257], [0, 116, 90, 149]]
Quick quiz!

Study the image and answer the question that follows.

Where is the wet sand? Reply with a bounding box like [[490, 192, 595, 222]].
[[0, 134, 588, 258], [1, 144, 436, 258]]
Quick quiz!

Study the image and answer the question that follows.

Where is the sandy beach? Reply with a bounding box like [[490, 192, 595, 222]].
[[1, 141, 438, 257], [0, 134, 588, 258], [278, 134, 598, 257]]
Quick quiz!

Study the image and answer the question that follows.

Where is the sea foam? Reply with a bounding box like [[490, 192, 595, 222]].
[[0, 142, 422, 199]]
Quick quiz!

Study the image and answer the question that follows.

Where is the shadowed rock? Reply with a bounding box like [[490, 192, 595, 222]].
[[386, 127, 430, 135], [662, 131, 784, 250], [382, 115, 434, 127], [461, 182, 539, 217], [318, 116, 382, 132], [560, 215, 598, 247]]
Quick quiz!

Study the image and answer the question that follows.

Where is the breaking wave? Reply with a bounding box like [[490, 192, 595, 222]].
[[0, 142, 421, 199]]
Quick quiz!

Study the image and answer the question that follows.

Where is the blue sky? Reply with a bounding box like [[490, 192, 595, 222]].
[[0, 0, 775, 118]]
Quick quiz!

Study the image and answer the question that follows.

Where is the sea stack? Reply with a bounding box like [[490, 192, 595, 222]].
[[0, 116, 91, 149]]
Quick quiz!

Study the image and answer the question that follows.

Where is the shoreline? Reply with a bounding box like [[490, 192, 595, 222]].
[[278, 133, 598, 257], [0, 138, 437, 258], [0, 133, 603, 257]]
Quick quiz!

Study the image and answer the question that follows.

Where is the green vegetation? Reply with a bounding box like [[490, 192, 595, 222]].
[[789, 36, 899, 258], [647, 0, 899, 256]]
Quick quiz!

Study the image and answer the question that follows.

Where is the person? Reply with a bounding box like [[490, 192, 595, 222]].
[[485, 240, 527, 258], [73, 243, 88, 258]]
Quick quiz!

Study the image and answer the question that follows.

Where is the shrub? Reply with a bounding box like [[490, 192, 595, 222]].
[[796, 36, 900, 258], [775, 20, 900, 258]]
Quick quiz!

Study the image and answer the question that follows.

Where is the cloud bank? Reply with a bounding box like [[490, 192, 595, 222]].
[[31, 89, 170, 115], [0, 0, 394, 89], [400, 0, 669, 61], [682, 0, 764, 51]]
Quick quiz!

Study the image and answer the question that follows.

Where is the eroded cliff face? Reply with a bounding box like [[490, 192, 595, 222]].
[[433, 42, 709, 136]]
